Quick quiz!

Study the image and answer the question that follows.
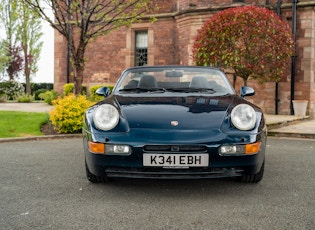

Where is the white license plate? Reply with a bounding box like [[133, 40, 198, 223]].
[[143, 154, 209, 167]]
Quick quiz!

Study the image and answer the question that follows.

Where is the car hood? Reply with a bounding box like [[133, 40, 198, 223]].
[[114, 95, 234, 131]]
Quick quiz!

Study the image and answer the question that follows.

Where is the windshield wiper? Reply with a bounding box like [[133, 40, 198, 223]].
[[165, 88, 216, 93], [120, 87, 216, 94], [119, 87, 166, 93]]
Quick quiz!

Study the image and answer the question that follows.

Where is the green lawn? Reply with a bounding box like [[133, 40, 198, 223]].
[[0, 111, 49, 138]]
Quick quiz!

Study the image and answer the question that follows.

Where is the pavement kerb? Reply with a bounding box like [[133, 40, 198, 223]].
[[0, 134, 82, 143], [267, 117, 315, 139], [267, 131, 315, 139], [264, 115, 310, 129]]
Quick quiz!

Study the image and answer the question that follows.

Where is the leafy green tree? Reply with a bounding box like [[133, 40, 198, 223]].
[[24, 0, 154, 94], [0, 0, 43, 89], [17, 2, 43, 94], [0, 40, 12, 79], [192, 6, 294, 86], [0, 0, 20, 80]]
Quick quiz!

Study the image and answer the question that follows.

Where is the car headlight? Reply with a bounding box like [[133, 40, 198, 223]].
[[231, 104, 256, 130], [93, 104, 119, 131]]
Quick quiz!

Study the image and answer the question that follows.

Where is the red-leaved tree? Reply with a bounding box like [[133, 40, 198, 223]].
[[192, 6, 294, 85], [7, 45, 23, 80]]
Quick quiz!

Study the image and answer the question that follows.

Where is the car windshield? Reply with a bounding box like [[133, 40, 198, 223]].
[[114, 66, 235, 95]]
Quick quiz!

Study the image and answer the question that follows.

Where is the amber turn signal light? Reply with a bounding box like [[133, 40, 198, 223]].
[[88, 142, 105, 154], [245, 142, 261, 155]]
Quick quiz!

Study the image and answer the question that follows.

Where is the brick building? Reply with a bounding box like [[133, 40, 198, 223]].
[[54, 0, 315, 118]]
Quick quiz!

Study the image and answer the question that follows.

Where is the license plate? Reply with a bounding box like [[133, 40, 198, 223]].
[[143, 154, 209, 167]]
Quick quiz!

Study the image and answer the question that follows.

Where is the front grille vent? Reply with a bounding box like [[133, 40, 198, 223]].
[[143, 145, 207, 152]]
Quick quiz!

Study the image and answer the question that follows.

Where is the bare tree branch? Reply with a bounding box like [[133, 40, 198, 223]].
[[23, 0, 154, 94]]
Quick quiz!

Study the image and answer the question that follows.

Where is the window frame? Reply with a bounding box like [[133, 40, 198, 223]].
[[134, 30, 148, 66]]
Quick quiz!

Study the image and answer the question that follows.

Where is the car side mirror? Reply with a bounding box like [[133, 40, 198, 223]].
[[96, 87, 111, 97], [240, 86, 255, 97]]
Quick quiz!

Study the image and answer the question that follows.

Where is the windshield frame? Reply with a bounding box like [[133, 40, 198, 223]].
[[113, 66, 236, 96]]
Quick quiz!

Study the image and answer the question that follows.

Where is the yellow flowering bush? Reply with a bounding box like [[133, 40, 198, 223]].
[[49, 94, 94, 133], [63, 83, 74, 96]]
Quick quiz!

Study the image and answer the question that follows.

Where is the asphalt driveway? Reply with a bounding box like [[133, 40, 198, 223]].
[[0, 137, 314, 229]]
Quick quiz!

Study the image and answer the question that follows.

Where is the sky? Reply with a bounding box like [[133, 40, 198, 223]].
[[35, 20, 54, 83]]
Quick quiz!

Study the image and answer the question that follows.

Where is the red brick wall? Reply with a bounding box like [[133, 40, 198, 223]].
[[84, 28, 128, 85], [150, 19, 178, 65], [152, 0, 177, 13], [81, 19, 179, 87], [54, 31, 68, 92]]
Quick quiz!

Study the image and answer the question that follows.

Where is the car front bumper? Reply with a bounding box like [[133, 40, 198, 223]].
[[83, 135, 266, 180]]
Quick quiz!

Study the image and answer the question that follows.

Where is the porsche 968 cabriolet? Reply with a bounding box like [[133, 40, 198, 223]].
[[83, 66, 267, 183]]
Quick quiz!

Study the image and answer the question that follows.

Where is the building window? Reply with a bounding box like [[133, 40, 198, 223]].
[[135, 31, 148, 66]]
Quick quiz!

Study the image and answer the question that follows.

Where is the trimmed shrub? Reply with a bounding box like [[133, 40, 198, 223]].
[[81, 85, 87, 95], [49, 94, 94, 133], [31, 83, 53, 92], [0, 94, 8, 102], [39, 90, 58, 105], [192, 6, 294, 85], [0, 80, 25, 100], [34, 88, 48, 100], [63, 83, 74, 96], [64, 83, 87, 95], [22, 83, 54, 94], [16, 94, 34, 103]]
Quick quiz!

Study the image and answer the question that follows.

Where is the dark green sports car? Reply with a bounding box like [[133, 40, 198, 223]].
[[83, 66, 267, 183]]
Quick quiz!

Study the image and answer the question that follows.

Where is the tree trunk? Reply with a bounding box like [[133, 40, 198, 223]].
[[9, 73, 14, 81], [73, 58, 84, 95], [243, 75, 249, 86], [72, 39, 86, 95], [74, 65, 84, 95], [25, 73, 31, 95], [23, 46, 31, 95]]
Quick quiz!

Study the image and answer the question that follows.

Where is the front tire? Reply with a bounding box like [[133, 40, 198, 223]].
[[85, 161, 108, 183], [240, 161, 264, 183]]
